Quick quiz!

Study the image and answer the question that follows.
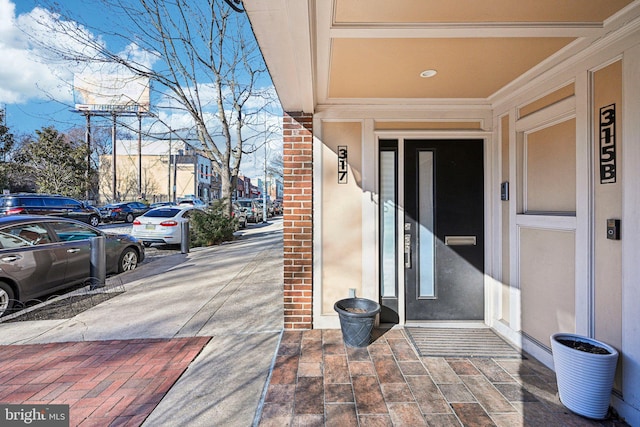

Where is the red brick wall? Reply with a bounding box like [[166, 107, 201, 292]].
[[283, 112, 313, 329]]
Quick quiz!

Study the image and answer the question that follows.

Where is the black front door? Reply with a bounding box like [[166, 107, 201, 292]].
[[404, 140, 484, 320]]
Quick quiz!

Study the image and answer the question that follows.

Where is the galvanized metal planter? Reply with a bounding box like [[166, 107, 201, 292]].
[[334, 298, 380, 348]]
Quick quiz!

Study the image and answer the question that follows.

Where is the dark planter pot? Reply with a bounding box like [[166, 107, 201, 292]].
[[334, 297, 381, 348], [551, 333, 619, 420]]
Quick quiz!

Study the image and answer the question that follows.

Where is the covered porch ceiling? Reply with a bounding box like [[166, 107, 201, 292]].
[[244, 0, 639, 113]]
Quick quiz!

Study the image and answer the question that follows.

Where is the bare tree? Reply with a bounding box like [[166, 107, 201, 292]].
[[268, 153, 284, 181], [25, 0, 277, 214]]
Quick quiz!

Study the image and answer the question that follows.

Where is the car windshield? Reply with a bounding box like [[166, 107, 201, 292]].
[[236, 200, 251, 208], [143, 208, 182, 218]]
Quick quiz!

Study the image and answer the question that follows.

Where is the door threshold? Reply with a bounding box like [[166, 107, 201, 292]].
[[404, 321, 488, 329]]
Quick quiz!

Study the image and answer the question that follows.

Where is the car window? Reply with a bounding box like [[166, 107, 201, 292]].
[[49, 221, 100, 242], [144, 208, 181, 218], [2, 223, 52, 246], [62, 198, 81, 208], [20, 197, 45, 207], [41, 197, 80, 208], [42, 197, 62, 207], [0, 231, 32, 249]]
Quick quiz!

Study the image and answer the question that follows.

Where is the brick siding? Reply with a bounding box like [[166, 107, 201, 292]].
[[282, 112, 313, 329]]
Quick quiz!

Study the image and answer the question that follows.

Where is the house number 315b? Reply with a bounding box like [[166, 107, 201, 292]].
[[599, 103, 616, 184]]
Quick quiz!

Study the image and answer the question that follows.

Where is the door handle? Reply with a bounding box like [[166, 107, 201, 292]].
[[404, 234, 411, 269], [67, 248, 81, 253], [1, 255, 21, 262]]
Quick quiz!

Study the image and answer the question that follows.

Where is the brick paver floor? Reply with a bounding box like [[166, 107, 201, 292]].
[[0, 337, 210, 426], [259, 328, 628, 427]]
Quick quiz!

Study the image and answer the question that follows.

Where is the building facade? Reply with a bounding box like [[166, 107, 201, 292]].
[[245, 1, 640, 423], [98, 139, 219, 204]]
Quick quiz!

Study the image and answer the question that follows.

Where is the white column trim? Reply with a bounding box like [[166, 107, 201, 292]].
[[312, 117, 329, 328], [618, 42, 640, 427], [508, 109, 521, 331], [574, 70, 592, 336], [362, 119, 377, 302]]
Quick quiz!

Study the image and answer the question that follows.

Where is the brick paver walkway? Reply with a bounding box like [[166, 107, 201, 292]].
[[0, 337, 210, 426], [259, 329, 628, 427]]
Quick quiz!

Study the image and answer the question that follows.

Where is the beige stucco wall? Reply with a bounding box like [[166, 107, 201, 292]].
[[520, 228, 576, 347], [99, 154, 168, 203], [525, 119, 576, 213], [320, 121, 363, 315], [593, 61, 623, 378]]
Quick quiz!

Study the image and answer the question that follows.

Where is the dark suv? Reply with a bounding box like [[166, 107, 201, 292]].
[[0, 194, 101, 227]]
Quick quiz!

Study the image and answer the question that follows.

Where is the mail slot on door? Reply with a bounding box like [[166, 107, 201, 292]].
[[445, 236, 477, 246]]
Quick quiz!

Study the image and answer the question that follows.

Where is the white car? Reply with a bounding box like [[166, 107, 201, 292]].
[[177, 197, 207, 209], [131, 206, 195, 247]]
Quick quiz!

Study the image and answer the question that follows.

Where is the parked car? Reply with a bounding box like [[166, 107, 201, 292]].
[[177, 197, 207, 210], [0, 215, 145, 317], [266, 200, 275, 218], [234, 198, 263, 223], [100, 201, 150, 223], [0, 194, 101, 227], [149, 201, 176, 209], [131, 206, 195, 247], [232, 203, 247, 229], [273, 200, 283, 216]]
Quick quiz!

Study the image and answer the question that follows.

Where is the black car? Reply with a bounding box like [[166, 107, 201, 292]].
[[0, 215, 145, 316], [100, 202, 150, 223], [0, 194, 101, 227]]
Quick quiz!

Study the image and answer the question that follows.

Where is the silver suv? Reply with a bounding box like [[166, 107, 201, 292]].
[[234, 198, 263, 223]]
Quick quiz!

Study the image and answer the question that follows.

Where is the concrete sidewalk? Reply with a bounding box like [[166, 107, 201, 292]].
[[0, 219, 284, 426]]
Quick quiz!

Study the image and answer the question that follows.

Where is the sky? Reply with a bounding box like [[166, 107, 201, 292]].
[[0, 0, 281, 177], [0, 0, 117, 134]]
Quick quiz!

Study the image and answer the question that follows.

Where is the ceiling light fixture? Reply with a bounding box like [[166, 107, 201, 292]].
[[420, 69, 437, 78]]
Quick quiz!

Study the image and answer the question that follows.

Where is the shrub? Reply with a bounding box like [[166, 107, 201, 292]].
[[189, 200, 237, 247]]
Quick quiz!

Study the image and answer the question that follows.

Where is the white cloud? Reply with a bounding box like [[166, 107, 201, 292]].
[[0, 0, 64, 103], [0, 0, 155, 106]]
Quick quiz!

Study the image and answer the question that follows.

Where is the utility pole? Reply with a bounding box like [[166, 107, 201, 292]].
[[168, 133, 172, 202], [85, 112, 91, 201], [263, 141, 267, 223], [112, 112, 117, 202], [137, 113, 142, 199]]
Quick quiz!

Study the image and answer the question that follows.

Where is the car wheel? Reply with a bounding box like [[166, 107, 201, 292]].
[[89, 215, 100, 227], [118, 247, 139, 273], [125, 213, 135, 223], [0, 281, 15, 317]]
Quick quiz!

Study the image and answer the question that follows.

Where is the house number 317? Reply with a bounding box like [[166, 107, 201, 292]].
[[338, 146, 348, 184]]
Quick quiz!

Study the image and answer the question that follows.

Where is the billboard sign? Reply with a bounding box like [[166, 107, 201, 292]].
[[74, 74, 150, 113]]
